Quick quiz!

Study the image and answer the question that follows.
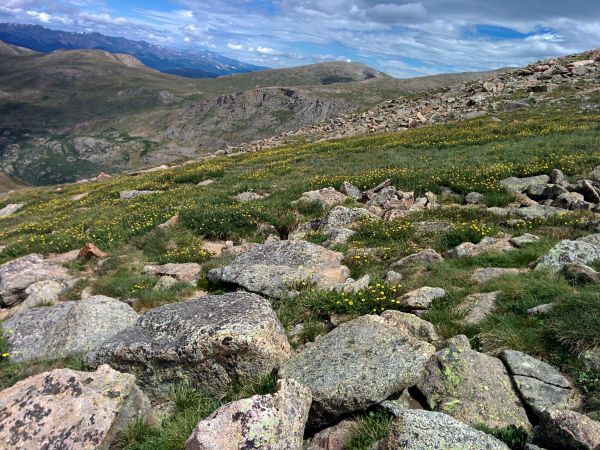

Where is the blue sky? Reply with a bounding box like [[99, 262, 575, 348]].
[[1, 0, 599, 77]]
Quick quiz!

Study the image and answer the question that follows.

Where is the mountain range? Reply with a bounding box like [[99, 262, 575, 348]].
[[0, 22, 265, 78]]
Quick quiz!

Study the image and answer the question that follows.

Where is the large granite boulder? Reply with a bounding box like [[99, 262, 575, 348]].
[[380, 410, 509, 450], [207, 240, 351, 299], [535, 239, 600, 272], [501, 350, 578, 416], [417, 344, 531, 430], [534, 409, 600, 450], [0, 365, 149, 450], [0, 254, 75, 306], [279, 314, 435, 427], [185, 379, 311, 450], [86, 292, 292, 396], [2, 295, 138, 363]]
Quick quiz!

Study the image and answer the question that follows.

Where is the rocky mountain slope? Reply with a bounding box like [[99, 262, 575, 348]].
[[0, 22, 265, 78], [0, 44, 499, 186], [0, 47, 600, 449]]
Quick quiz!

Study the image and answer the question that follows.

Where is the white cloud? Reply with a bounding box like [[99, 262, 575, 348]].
[[256, 46, 278, 54], [227, 42, 243, 50], [26, 10, 50, 22]]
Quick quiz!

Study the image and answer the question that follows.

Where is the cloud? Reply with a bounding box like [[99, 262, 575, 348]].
[[227, 42, 243, 50]]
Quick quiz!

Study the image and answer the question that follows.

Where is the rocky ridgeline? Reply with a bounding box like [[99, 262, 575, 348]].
[[208, 49, 600, 158], [2, 167, 600, 448]]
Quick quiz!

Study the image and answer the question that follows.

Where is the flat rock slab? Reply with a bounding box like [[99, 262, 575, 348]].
[[398, 286, 446, 310], [86, 292, 291, 396], [280, 314, 435, 428], [320, 205, 379, 230], [534, 409, 600, 450], [471, 267, 524, 283], [0, 253, 75, 306], [293, 187, 347, 209], [501, 350, 577, 416], [380, 410, 509, 450], [417, 346, 531, 431], [3, 295, 138, 363], [535, 239, 600, 272], [0, 203, 24, 217], [207, 240, 350, 299], [185, 379, 311, 450], [0, 365, 150, 450], [447, 237, 515, 259], [120, 190, 158, 200], [143, 262, 202, 284], [500, 175, 550, 192], [458, 291, 500, 325], [380, 310, 439, 343]]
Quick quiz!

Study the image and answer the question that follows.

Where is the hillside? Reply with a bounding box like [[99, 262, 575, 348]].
[[0, 45, 500, 185], [0, 22, 265, 78], [0, 47, 599, 448]]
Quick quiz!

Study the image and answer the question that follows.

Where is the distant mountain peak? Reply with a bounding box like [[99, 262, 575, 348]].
[[0, 22, 267, 78]]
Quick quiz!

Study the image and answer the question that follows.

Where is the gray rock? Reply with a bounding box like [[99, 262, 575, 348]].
[[279, 314, 435, 427], [581, 348, 600, 372], [207, 240, 351, 299], [514, 205, 566, 220], [337, 274, 370, 293], [471, 267, 524, 283], [143, 262, 202, 284], [18, 279, 65, 311], [197, 179, 214, 186], [510, 233, 541, 247], [553, 192, 585, 210], [581, 180, 600, 203], [417, 345, 531, 430], [322, 227, 355, 247], [446, 334, 472, 351], [380, 310, 439, 343], [578, 233, 600, 247], [185, 379, 311, 450], [0, 254, 75, 306], [378, 390, 424, 415], [390, 248, 443, 268], [3, 296, 138, 363], [236, 191, 265, 202], [320, 206, 379, 230], [458, 291, 500, 325], [527, 303, 556, 316], [534, 409, 600, 450], [465, 192, 485, 204], [86, 292, 291, 396], [367, 186, 399, 207], [562, 263, 600, 283], [591, 166, 600, 183], [549, 168, 567, 185], [0, 203, 24, 217], [385, 270, 403, 286], [398, 286, 446, 310], [447, 236, 514, 259], [500, 175, 551, 193], [380, 410, 510, 450], [501, 350, 576, 416], [535, 239, 600, 272], [527, 183, 552, 200], [304, 419, 355, 450], [293, 187, 347, 209], [341, 181, 362, 201], [120, 190, 158, 200], [0, 365, 150, 450], [153, 275, 178, 291]]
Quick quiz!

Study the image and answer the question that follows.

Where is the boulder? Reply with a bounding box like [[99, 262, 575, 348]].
[[322, 227, 355, 247], [510, 233, 540, 248], [0, 203, 24, 217], [458, 291, 500, 325], [390, 248, 443, 268], [417, 345, 531, 430], [591, 165, 600, 183], [471, 267, 523, 283], [501, 350, 577, 416], [0, 254, 75, 306], [527, 303, 556, 316], [534, 409, 600, 450], [447, 236, 514, 259], [340, 181, 362, 201], [293, 187, 347, 209], [535, 239, 600, 272], [142, 262, 202, 284], [380, 310, 439, 343], [385, 270, 403, 286], [235, 191, 265, 202], [0, 365, 150, 450], [154, 275, 178, 291], [500, 175, 551, 193], [367, 186, 398, 207], [18, 279, 65, 311], [207, 240, 351, 299], [380, 410, 510, 450], [185, 379, 311, 450], [320, 205, 379, 231], [578, 233, 600, 247], [120, 190, 158, 200], [304, 419, 355, 450], [553, 192, 586, 210], [2, 296, 138, 363], [514, 205, 566, 220], [581, 348, 600, 372], [562, 263, 600, 283], [465, 192, 485, 204], [398, 286, 446, 310], [86, 292, 291, 396], [279, 315, 435, 427]]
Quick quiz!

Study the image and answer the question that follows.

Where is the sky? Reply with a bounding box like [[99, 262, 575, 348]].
[[1, 0, 600, 78]]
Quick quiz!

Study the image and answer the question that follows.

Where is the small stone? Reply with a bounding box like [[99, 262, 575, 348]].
[[509, 233, 540, 248], [527, 303, 556, 316], [385, 270, 404, 286], [390, 248, 443, 268], [398, 286, 446, 310], [340, 181, 362, 201], [197, 179, 214, 186], [446, 334, 471, 351], [143, 262, 202, 284], [465, 192, 484, 204], [236, 191, 265, 202], [458, 291, 500, 325], [337, 274, 370, 293], [154, 275, 178, 291]]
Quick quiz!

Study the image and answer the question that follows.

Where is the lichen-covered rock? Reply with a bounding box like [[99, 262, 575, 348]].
[[142, 262, 202, 284], [581, 348, 600, 373], [304, 419, 355, 450], [3, 295, 138, 363], [390, 248, 443, 268], [293, 187, 347, 209], [535, 239, 600, 272], [86, 292, 291, 396], [380, 410, 510, 450], [458, 291, 500, 325], [280, 314, 435, 427], [235, 191, 266, 202], [417, 345, 531, 430], [447, 236, 515, 259], [514, 205, 566, 220], [562, 262, 600, 284], [510, 233, 541, 248], [0, 365, 150, 450], [380, 310, 439, 343], [398, 286, 446, 310], [18, 279, 65, 311], [534, 409, 600, 450], [465, 192, 485, 204], [501, 350, 578, 416], [500, 175, 550, 192], [341, 181, 362, 201], [471, 267, 524, 283], [320, 205, 379, 231], [185, 379, 311, 450], [0, 253, 75, 306], [207, 240, 351, 299]]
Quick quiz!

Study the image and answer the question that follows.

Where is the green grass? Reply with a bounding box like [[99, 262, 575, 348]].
[[477, 424, 529, 450], [346, 411, 391, 450]]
